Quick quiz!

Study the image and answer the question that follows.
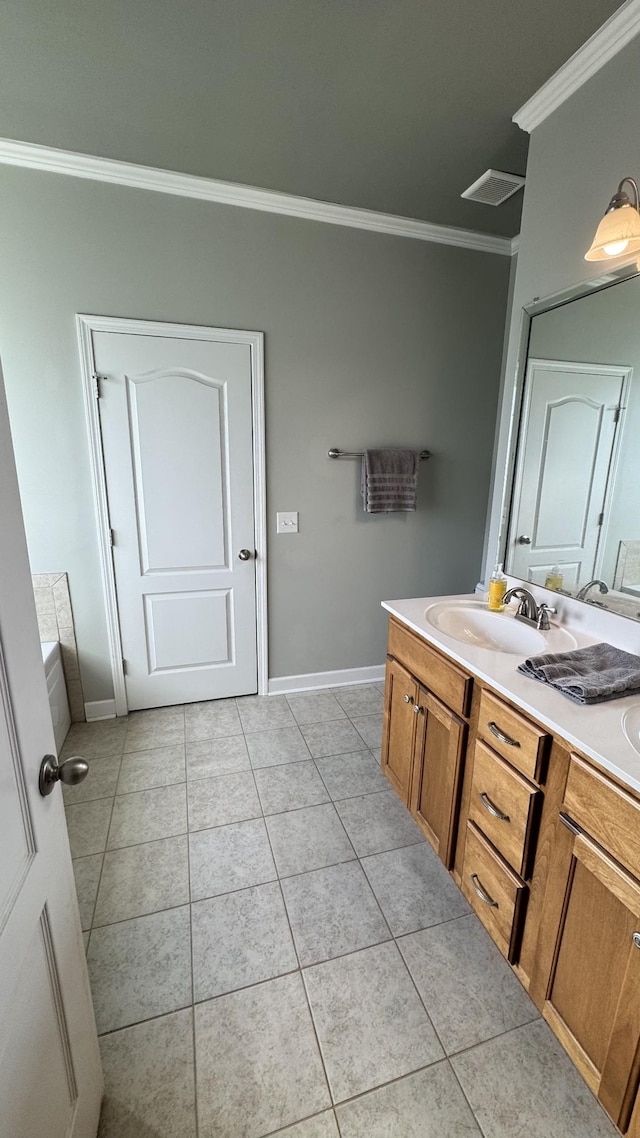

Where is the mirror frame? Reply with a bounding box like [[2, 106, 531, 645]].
[[497, 258, 640, 617]]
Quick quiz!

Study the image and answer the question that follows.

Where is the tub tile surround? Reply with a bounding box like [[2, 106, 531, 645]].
[[384, 590, 640, 796], [67, 689, 617, 1138], [32, 571, 85, 721]]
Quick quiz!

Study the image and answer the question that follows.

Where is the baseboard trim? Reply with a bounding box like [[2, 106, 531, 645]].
[[268, 664, 385, 695], [84, 698, 117, 721]]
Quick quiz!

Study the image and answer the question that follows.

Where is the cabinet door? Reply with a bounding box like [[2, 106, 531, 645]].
[[381, 658, 418, 803], [410, 688, 466, 868], [542, 822, 640, 1130]]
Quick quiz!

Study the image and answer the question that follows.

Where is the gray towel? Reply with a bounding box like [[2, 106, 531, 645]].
[[517, 642, 640, 705], [361, 448, 420, 514]]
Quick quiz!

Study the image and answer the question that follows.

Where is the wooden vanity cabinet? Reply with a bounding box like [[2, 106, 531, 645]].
[[382, 618, 471, 868], [381, 657, 419, 802], [410, 688, 467, 868], [382, 613, 640, 1134], [528, 756, 640, 1131]]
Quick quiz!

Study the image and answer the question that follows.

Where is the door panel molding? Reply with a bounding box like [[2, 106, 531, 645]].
[[77, 314, 267, 713], [507, 358, 632, 584]]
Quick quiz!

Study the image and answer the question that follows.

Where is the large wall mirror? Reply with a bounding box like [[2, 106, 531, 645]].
[[504, 267, 640, 622]]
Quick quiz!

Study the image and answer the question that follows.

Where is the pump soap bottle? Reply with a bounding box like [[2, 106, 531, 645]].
[[488, 563, 508, 612]]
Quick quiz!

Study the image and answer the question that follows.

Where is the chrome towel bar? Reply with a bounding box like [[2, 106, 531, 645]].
[[328, 447, 431, 460]]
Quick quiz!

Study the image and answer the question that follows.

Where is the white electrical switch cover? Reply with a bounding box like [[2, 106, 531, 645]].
[[277, 511, 299, 534]]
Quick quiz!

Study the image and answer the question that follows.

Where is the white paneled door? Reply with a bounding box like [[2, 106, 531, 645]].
[[0, 365, 102, 1138], [508, 359, 628, 588], [88, 321, 263, 711]]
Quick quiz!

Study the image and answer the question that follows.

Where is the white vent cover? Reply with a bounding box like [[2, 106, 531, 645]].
[[461, 169, 525, 206]]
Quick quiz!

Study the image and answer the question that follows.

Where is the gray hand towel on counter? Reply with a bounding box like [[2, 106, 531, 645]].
[[517, 642, 640, 705], [361, 448, 420, 514]]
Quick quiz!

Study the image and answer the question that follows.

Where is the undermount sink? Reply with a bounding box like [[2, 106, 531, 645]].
[[622, 705, 640, 757], [424, 600, 578, 656]]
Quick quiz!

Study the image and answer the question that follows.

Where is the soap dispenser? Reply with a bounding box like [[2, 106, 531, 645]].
[[488, 563, 507, 612], [544, 565, 564, 591]]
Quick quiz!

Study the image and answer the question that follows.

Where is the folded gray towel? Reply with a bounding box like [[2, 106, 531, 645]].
[[518, 642, 640, 705], [361, 448, 420, 514]]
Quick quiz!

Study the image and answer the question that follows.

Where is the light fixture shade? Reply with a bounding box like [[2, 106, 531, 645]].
[[585, 202, 640, 260]]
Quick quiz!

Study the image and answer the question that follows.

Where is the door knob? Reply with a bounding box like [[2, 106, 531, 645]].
[[517, 535, 532, 545], [238, 549, 253, 561], [39, 754, 89, 797]]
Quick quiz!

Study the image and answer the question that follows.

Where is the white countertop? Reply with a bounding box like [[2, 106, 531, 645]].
[[382, 594, 640, 796]]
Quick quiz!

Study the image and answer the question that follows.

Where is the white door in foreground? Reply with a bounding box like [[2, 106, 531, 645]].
[[0, 367, 102, 1138], [91, 323, 259, 710], [508, 359, 627, 588]]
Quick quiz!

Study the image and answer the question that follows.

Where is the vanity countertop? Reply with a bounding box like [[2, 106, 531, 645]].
[[382, 594, 640, 796]]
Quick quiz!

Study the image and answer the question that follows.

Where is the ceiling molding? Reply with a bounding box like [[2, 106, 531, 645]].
[[513, 0, 640, 133], [0, 137, 513, 256]]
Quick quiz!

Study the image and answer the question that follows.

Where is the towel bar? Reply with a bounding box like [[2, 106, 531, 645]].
[[328, 447, 431, 460]]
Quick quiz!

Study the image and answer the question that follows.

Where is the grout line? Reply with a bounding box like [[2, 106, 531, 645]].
[[185, 818, 200, 1138], [87, 790, 119, 932], [96, 999, 195, 1038], [262, 1107, 341, 1137], [259, 795, 335, 1111]]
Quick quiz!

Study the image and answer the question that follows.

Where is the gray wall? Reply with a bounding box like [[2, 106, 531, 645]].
[[0, 167, 509, 703], [483, 35, 640, 586]]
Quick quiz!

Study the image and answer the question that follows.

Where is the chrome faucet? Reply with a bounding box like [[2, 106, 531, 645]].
[[575, 579, 609, 603], [503, 587, 557, 631]]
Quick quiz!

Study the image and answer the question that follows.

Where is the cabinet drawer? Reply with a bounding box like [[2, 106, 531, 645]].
[[477, 689, 548, 782], [563, 754, 640, 881], [461, 821, 527, 961], [468, 741, 541, 878], [388, 618, 472, 718]]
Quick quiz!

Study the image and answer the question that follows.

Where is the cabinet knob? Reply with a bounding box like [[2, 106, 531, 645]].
[[413, 704, 423, 715], [633, 932, 640, 950]]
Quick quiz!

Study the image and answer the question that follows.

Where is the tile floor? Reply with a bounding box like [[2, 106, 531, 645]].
[[64, 684, 618, 1138]]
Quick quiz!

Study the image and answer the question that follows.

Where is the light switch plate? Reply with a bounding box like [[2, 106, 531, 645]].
[[277, 511, 299, 534]]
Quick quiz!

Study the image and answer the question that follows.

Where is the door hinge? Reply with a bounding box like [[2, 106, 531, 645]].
[[614, 406, 622, 424], [109, 528, 115, 547], [597, 512, 604, 526], [93, 373, 105, 399], [122, 658, 128, 676]]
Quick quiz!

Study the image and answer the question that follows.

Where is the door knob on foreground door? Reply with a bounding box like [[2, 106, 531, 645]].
[[238, 549, 253, 561], [39, 754, 89, 797], [517, 535, 532, 545]]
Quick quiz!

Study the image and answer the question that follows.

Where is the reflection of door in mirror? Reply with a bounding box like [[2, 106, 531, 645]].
[[508, 359, 629, 587]]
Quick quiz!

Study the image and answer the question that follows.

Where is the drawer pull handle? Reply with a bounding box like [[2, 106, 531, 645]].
[[488, 721, 520, 748], [413, 704, 424, 715], [470, 873, 499, 908], [633, 932, 640, 950], [479, 792, 510, 822]]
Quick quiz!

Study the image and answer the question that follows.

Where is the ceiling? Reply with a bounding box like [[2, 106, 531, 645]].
[[0, 0, 624, 237]]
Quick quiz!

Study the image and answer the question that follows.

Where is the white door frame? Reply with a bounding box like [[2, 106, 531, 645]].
[[77, 314, 267, 716], [507, 357, 631, 582]]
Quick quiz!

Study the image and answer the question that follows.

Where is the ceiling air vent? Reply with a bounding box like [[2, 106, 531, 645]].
[[461, 169, 525, 206]]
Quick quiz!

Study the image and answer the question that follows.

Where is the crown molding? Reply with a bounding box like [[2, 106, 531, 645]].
[[514, 0, 640, 133], [0, 137, 512, 256]]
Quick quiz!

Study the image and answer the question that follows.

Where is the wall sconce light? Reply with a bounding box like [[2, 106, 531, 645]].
[[585, 177, 640, 260]]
